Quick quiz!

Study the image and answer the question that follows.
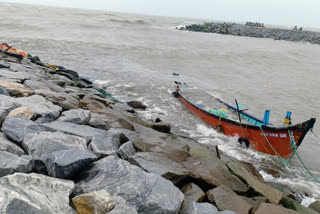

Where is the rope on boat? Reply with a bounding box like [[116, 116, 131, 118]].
[[259, 126, 320, 184]]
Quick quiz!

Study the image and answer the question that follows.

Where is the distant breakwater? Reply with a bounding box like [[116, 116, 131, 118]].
[[179, 22, 320, 45]]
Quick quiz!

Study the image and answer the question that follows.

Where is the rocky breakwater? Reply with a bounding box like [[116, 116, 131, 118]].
[[180, 22, 320, 45], [0, 46, 319, 214]]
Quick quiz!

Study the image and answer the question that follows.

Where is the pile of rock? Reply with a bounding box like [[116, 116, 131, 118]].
[[0, 48, 319, 214], [182, 22, 320, 45]]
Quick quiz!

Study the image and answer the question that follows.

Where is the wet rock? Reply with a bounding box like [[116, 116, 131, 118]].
[[6, 107, 37, 120], [28, 55, 41, 63], [78, 95, 110, 113], [309, 201, 320, 213], [280, 197, 318, 214], [41, 121, 109, 143], [72, 190, 116, 214], [226, 161, 283, 204], [127, 101, 147, 110], [23, 132, 87, 173], [0, 94, 20, 125], [255, 203, 300, 214], [46, 149, 97, 179], [0, 60, 10, 68], [184, 202, 219, 214], [35, 89, 80, 110], [73, 156, 184, 214], [207, 185, 253, 214], [0, 151, 34, 177], [16, 95, 62, 123], [117, 141, 136, 160], [0, 80, 34, 97], [129, 152, 190, 185], [0, 132, 25, 156], [0, 173, 75, 214], [88, 130, 122, 157], [89, 112, 135, 131], [0, 85, 10, 96], [57, 109, 91, 125], [48, 73, 74, 87], [2, 116, 52, 146], [150, 122, 171, 133], [24, 79, 65, 93], [183, 155, 248, 193], [266, 182, 293, 198]]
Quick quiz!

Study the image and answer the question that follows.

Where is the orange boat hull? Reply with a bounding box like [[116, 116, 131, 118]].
[[177, 93, 315, 159]]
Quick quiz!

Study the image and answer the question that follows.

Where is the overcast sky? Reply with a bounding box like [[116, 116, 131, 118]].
[[1, 0, 320, 28]]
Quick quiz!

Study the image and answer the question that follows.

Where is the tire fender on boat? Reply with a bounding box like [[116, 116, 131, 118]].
[[238, 137, 250, 148]]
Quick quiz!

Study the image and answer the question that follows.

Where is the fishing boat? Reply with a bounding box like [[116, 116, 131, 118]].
[[173, 84, 316, 159]]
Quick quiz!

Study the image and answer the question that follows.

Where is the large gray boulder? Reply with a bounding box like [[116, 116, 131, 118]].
[[34, 89, 80, 110], [22, 131, 87, 173], [57, 109, 91, 125], [0, 173, 75, 214], [16, 95, 62, 123], [41, 121, 109, 142], [129, 152, 190, 185], [0, 132, 25, 156], [0, 94, 20, 125], [184, 202, 219, 214], [73, 156, 184, 214], [89, 129, 124, 158], [24, 79, 65, 93], [46, 149, 97, 179], [108, 196, 138, 214], [207, 185, 253, 214], [2, 116, 52, 146], [0, 151, 34, 177]]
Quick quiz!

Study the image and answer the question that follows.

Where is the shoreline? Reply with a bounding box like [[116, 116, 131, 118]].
[[179, 22, 320, 45], [0, 45, 319, 213]]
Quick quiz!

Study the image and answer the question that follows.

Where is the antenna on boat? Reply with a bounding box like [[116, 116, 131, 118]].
[[235, 99, 245, 137]]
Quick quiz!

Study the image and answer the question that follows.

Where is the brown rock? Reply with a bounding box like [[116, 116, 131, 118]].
[[6, 107, 36, 120], [182, 153, 248, 193], [150, 123, 171, 133], [226, 161, 283, 204], [241, 196, 268, 213], [255, 203, 300, 214], [207, 185, 252, 214], [72, 190, 116, 214], [182, 183, 206, 202], [89, 112, 134, 131], [79, 95, 110, 113], [127, 101, 147, 110], [0, 80, 34, 97], [309, 200, 320, 213]]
